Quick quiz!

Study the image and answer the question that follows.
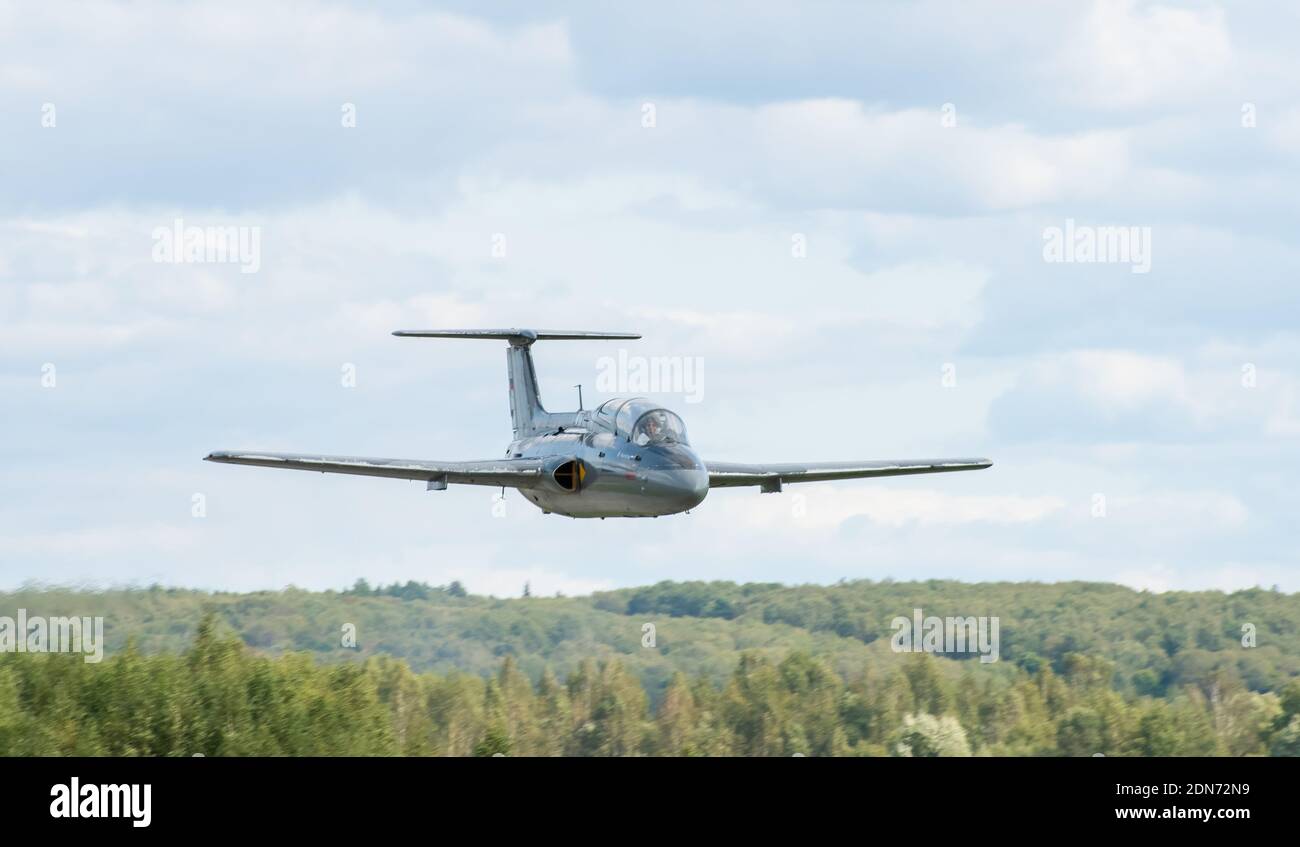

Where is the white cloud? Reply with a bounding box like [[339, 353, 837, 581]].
[[1113, 561, 1294, 593], [1, 524, 196, 558], [990, 346, 1300, 443], [1058, 0, 1232, 109], [1068, 350, 1188, 410], [736, 100, 1134, 210], [717, 486, 1065, 531], [1, 2, 573, 98], [1092, 491, 1249, 532]]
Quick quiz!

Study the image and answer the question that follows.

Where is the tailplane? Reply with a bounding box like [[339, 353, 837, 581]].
[[392, 329, 640, 437]]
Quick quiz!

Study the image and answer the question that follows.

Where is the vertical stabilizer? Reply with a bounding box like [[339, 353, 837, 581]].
[[391, 328, 641, 438], [506, 338, 545, 437]]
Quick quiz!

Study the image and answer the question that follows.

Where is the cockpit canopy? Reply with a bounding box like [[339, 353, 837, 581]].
[[631, 409, 687, 446], [598, 398, 690, 446]]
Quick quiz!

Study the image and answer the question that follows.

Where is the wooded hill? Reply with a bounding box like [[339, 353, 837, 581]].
[[1, 579, 1296, 755]]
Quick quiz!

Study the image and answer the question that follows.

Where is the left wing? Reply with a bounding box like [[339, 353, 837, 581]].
[[706, 458, 992, 492], [204, 451, 544, 489]]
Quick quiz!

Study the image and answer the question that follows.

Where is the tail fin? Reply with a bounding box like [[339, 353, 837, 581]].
[[392, 329, 640, 437]]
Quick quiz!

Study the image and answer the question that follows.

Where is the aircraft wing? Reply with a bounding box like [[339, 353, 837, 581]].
[[204, 451, 545, 488], [705, 458, 992, 491]]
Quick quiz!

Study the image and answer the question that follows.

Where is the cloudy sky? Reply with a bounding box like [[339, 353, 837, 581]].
[[2, 0, 1297, 596]]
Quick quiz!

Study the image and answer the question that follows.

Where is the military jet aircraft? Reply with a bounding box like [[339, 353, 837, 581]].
[[205, 329, 992, 518]]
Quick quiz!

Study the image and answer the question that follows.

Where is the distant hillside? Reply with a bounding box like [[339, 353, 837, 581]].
[[2, 578, 1296, 701], [3, 579, 1299, 756]]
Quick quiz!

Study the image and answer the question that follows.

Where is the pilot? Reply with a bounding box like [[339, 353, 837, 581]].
[[642, 414, 662, 441]]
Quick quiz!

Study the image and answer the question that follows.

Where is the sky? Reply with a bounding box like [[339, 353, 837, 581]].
[[2, 0, 1298, 596]]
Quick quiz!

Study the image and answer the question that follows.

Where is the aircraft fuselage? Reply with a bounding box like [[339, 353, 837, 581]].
[[506, 402, 709, 518]]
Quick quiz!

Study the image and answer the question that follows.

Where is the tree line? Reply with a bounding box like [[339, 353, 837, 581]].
[[2, 616, 1297, 756], [6, 579, 1296, 701]]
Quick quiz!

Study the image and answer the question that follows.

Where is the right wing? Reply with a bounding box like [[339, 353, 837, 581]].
[[706, 457, 992, 491], [204, 451, 544, 489]]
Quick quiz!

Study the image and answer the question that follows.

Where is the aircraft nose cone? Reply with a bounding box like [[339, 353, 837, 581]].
[[682, 468, 709, 508], [643, 445, 709, 513], [662, 468, 708, 513]]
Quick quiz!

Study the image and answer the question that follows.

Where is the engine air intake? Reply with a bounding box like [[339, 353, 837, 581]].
[[553, 459, 585, 492]]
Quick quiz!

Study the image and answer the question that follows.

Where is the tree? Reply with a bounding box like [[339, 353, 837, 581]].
[[1269, 715, 1300, 757], [1056, 707, 1107, 757], [657, 673, 698, 755], [1130, 707, 1181, 757], [892, 713, 971, 757], [473, 726, 512, 757], [1215, 691, 1280, 757]]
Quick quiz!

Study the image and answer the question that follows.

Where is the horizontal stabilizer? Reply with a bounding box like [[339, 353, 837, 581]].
[[393, 329, 639, 344]]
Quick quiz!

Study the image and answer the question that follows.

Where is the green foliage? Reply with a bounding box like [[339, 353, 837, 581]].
[[7, 579, 1296, 700], [3, 632, 1296, 756], [344, 579, 443, 601], [0, 580, 1296, 756], [1269, 715, 1300, 756], [892, 713, 972, 757]]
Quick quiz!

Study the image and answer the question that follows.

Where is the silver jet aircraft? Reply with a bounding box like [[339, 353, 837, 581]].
[[206, 329, 992, 518]]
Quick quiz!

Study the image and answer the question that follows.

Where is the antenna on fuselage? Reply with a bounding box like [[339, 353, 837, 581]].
[[574, 384, 584, 410]]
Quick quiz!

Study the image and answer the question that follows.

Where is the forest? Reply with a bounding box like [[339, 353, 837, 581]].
[[0, 579, 1297, 755]]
